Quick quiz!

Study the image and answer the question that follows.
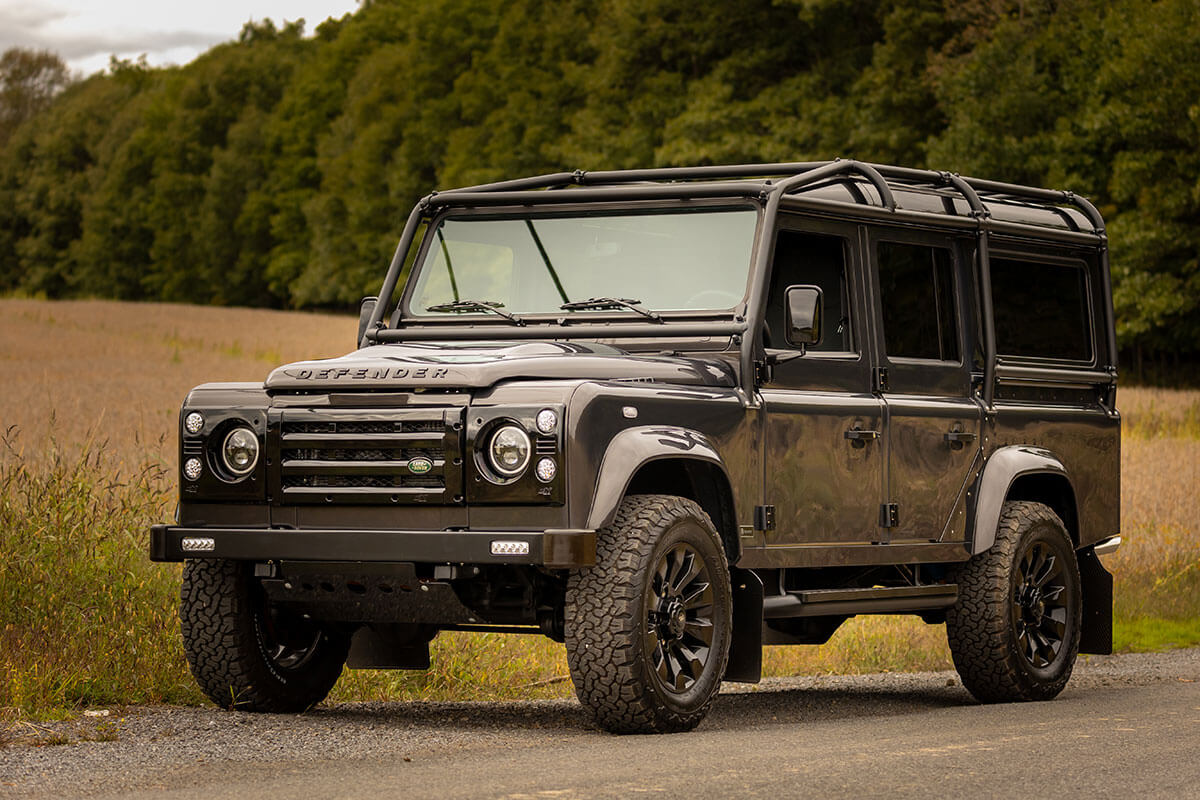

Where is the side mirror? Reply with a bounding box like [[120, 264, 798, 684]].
[[357, 296, 378, 349], [785, 285, 822, 349]]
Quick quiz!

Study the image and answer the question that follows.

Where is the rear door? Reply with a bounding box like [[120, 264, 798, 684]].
[[865, 227, 982, 544]]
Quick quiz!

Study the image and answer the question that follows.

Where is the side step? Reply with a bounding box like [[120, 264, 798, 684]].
[[763, 584, 958, 619]]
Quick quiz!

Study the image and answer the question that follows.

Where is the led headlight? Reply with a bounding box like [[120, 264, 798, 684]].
[[221, 427, 259, 477], [535, 408, 558, 434], [183, 457, 203, 481], [184, 412, 204, 435], [488, 425, 531, 477], [535, 457, 557, 483]]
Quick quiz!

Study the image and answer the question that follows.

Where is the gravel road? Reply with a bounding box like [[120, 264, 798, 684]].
[[3, 648, 1198, 799]]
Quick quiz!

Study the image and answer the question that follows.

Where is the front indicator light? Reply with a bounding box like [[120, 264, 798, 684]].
[[184, 458, 203, 481], [535, 457, 557, 483], [221, 427, 259, 477], [488, 425, 531, 477], [184, 412, 204, 434], [535, 408, 558, 434], [491, 540, 530, 556]]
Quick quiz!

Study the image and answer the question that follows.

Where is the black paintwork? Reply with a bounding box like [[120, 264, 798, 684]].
[[153, 160, 1120, 674]]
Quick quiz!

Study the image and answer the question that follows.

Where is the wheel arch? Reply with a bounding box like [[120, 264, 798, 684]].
[[970, 445, 1079, 554], [584, 426, 740, 563]]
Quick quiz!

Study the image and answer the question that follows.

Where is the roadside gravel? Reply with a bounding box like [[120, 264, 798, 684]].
[[3, 647, 1197, 797]]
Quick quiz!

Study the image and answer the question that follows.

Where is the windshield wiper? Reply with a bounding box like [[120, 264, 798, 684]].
[[425, 299, 525, 326], [559, 297, 663, 323]]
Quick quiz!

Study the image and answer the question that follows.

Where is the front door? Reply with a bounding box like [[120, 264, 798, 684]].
[[866, 228, 982, 544], [760, 217, 885, 557]]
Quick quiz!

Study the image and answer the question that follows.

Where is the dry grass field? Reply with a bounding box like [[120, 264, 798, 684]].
[[1, 298, 1197, 715]]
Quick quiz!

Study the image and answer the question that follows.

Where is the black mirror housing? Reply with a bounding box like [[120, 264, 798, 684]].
[[357, 296, 379, 349], [784, 285, 822, 348]]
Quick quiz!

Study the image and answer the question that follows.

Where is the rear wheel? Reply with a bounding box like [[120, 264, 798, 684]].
[[565, 494, 732, 734], [947, 501, 1081, 703], [180, 559, 350, 712]]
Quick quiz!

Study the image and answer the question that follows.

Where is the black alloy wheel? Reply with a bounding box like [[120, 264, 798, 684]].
[[645, 542, 715, 694], [181, 559, 350, 712], [1012, 539, 1070, 669], [947, 500, 1082, 703], [566, 494, 733, 734]]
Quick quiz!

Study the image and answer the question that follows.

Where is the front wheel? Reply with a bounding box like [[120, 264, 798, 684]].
[[180, 559, 350, 712], [565, 494, 733, 734], [947, 501, 1082, 703]]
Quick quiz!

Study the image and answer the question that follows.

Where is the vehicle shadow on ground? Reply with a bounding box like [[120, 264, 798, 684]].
[[315, 679, 974, 734]]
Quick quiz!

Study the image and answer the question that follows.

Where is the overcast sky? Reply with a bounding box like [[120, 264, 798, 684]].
[[0, 1, 361, 77]]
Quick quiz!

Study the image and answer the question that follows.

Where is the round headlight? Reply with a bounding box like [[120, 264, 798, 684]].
[[535, 408, 558, 435], [184, 412, 204, 435], [488, 425, 531, 477], [535, 457, 557, 483], [221, 427, 259, 477], [184, 457, 203, 481]]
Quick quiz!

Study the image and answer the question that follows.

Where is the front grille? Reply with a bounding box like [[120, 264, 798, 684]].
[[274, 407, 463, 504]]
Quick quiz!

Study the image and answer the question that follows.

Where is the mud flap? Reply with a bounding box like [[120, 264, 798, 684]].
[[1078, 547, 1114, 655], [724, 568, 763, 683]]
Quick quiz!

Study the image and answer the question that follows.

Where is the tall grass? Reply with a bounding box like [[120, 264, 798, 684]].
[[0, 429, 201, 714]]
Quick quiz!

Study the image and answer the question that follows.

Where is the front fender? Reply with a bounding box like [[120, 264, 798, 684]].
[[584, 425, 729, 530], [969, 445, 1070, 554]]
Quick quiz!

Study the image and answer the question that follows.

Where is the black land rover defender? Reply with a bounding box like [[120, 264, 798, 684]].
[[151, 160, 1121, 734]]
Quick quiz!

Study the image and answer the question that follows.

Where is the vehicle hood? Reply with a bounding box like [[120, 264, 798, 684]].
[[264, 340, 737, 391]]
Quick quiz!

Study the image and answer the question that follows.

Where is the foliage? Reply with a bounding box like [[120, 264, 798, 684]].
[[0, 48, 72, 147], [0, 0, 1198, 367]]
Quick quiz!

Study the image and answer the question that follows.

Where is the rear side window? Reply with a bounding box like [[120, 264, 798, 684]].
[[878, 242, 959, 362], [990, 257, 1092, 362]]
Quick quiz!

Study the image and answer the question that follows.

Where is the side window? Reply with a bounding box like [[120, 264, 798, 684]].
[[766, 231, 853, 353], [878, 242, 959, 362], [990, 257, 1092, 362]]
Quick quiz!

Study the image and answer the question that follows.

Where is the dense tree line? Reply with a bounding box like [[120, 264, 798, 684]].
[[0, 0, 1196, 373]]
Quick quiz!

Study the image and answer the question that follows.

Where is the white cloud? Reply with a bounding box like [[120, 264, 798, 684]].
[[0, 1, 360, 77]]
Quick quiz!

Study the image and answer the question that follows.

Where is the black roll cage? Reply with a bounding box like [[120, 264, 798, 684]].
[[363, 159, 1116, 406]]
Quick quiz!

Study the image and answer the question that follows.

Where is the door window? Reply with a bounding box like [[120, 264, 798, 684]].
[[877, 242, 959, 363], [766, 231, 854, 353]]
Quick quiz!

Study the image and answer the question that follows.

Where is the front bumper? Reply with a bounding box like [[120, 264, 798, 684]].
[[149, 524, 596, 568]]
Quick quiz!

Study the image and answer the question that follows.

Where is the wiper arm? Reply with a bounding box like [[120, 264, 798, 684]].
[[424, 299, 526, 326], [559, 297, 663, 323]]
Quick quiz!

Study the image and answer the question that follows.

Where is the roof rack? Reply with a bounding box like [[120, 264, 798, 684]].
[[432, 159, 1105, 236]]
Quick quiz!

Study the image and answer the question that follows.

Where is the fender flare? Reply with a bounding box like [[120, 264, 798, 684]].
[[584, 425, 731, 531], [969, 445, 1072, 555]]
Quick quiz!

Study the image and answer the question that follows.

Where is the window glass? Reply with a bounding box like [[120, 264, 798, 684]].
[[407, 208, 758, 315], [991, 257, 1092, 361], [878, 242, 959, 362], [765, 231, 853, 352]]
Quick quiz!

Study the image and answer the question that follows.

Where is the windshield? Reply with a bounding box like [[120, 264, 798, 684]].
[[405, 207, 758, 317]]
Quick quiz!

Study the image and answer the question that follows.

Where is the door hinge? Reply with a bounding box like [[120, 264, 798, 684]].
[[874, 367, 889, 392], [754, 505, 776, 531], [879, 502, 899, 528], [754, 360, 773, 385]]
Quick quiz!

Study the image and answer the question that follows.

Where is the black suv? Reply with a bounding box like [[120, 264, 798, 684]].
[[151, 160, 1121, 733]]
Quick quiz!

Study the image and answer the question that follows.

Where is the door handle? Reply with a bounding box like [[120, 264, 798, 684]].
[[944, 430, 977, 450], [844, 428, 881, 445]]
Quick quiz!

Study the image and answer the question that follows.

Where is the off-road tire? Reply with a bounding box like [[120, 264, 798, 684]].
[[180, 559, 350, 712], [947, 501, 1081, 703], [565, 494, 733, 734]]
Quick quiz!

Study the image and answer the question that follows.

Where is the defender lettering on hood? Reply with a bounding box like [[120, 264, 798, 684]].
[[265, 342, 738, 391]]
